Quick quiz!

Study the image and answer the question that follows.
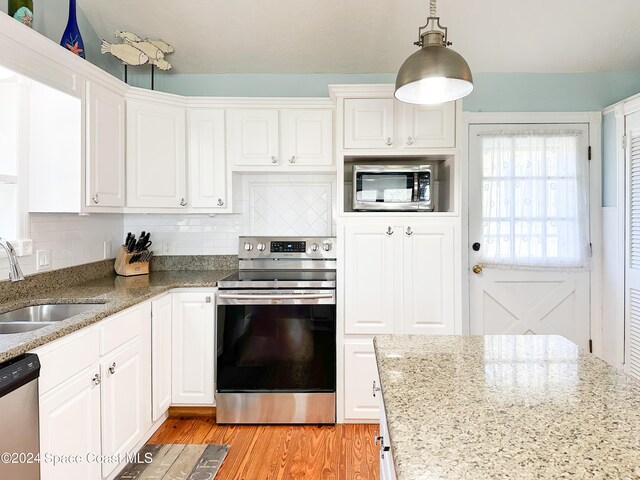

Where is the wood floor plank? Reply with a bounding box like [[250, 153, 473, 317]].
[[147, 420, 379, 479]]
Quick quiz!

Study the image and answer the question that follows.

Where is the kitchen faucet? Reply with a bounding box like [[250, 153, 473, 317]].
[[0, 238, 25, 282]]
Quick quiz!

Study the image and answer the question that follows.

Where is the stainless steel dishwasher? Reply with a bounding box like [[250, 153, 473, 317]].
[[0, 353, 41, 479]]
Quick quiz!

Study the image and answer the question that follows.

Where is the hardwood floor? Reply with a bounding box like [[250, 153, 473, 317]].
[[148, 418, 380, 479]]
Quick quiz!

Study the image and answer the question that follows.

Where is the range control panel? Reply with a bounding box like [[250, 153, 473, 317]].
[[271, 241, 306, 253]]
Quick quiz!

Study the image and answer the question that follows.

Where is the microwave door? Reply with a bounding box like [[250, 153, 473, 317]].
[[353, 171, 418, 211]]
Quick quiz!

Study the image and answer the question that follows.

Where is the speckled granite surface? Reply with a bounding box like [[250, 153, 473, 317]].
[[374, 335, 640, 480], [0, 270, 235, 363], [150, 255, 238, 271]]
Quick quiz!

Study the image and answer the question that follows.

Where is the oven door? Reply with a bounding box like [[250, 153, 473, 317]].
[[216, 290, 336, 394]]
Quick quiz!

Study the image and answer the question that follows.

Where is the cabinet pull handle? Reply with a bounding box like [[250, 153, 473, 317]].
[[407, 136, 414, 145], [289, 156, 296, 164], [385, 137, 393, 146], [217, 198, 224, 207], [92, 193, 99, 204], [108, 362, 116, 375], [271, 156, 278, 164], [92, 373, 101, 386], [179, 198, 187, 207], [406, 227, 413, 236], [373, 380, 381, 397], [205, 296, 212, 303], [373, 429, 380, 446], [386, 227, 393, 236]]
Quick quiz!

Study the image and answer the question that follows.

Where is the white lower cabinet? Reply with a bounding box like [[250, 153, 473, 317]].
[[39, 365, 102, 480], [171, 292, 215, 405], [151, 294, 172, 421], [379, 395, 397, 480], [343, 340, 381, 421]]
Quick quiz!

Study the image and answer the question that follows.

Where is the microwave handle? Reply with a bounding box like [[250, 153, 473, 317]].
[[413, 172, 419, 203]]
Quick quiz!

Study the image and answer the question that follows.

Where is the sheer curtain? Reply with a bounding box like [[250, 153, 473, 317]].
[[478, 130, 590, 269]]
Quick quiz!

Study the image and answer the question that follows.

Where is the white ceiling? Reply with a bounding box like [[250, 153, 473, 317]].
[[78, 0, 640, 74]]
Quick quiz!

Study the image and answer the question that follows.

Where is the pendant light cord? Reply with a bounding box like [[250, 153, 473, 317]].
[[430, 0, 437, 16]]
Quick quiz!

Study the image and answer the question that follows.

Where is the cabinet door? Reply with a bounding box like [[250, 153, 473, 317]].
[[151, 294, 172, 421], [402, 223, 455, 334], [172, 292, 215, 405], [126, 99, 186, 208], [228, 109, 279, 166], [399, 101, 456, 148], [188, 109, 230, 210], [39, 367, 101, 480], [344, 99, 394, 149], [100, 339, 148, 478], [344, 341, 381, 421], [86, 81, 125, 207], [344, 223, 401, 334], [282, 109, 333, 166]]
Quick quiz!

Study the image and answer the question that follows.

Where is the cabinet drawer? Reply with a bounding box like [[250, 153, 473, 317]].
[[99, 303, 147, 355], [35, 327, 100, 395]]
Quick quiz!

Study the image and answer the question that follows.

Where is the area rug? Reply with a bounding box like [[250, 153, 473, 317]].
[[115, 444, 229, 480]]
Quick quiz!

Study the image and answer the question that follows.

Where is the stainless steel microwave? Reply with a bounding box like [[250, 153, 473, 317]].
[[352, 165, 434, 211]]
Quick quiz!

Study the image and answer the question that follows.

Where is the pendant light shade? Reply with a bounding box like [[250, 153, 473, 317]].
[[395, 1, 473, 105]]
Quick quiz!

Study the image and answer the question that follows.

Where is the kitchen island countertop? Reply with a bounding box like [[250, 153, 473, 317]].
[[0, 270, 234, 363], [374, 334, 640, 480]]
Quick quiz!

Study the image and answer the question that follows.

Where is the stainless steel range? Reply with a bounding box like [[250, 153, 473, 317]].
[[216, 236, 336, 424]]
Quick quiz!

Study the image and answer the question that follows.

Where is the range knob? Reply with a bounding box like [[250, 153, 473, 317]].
[[257, 243, 266, 252], [244, 242, 254, 252], [311, 243, 319, 252], [322, 242, 332, 252]]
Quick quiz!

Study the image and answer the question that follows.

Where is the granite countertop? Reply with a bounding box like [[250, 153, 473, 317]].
[[374, 335, 640, 480], [0, 270, 234, 363]]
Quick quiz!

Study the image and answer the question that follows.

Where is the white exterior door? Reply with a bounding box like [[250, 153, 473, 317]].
[[126, 99, 186, 208], [151, 294, 172, 421], [344, 99, 394, 149], [625, 111, 640, 380], [282, 109, 333, 166], [343, 222, 401, 334], [172, 292, 215, 405], [85, 81, 125, 207], [399, 101, 455, 149], [402, 222, 456, 334], [343, 340, 381, 421], [188, 109, 229, 210], [228, 109, 279, 166], [39, 367, 101, 480], [100, 339, 147, 478], [468, 124, 591, 349]]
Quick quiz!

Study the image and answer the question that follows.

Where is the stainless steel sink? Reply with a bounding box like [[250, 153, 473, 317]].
[[0, 303, 105, 334]]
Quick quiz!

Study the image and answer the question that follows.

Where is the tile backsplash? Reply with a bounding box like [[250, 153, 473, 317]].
[[0, 213, 123, 279], [124, 174, 337, 256]]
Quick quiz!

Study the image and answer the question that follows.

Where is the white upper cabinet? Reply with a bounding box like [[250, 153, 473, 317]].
[[228, 109, 279, 167], [282, 109, 333, 166], [188, 109, 230, 211], [343, 98, 456, 150], [126, 99, 187, 208], [85, 81, 125, 208], [228, 108, 333, 169], [344, 99, 394, 149]]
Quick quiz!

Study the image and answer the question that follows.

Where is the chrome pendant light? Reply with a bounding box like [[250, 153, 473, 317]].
[[395, 0, 473, 105]]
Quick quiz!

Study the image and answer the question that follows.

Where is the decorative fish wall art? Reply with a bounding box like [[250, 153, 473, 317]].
[[102, 30, 174, 71]]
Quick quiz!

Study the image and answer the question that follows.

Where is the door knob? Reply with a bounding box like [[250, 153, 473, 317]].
[[472, 264, 483, 275]]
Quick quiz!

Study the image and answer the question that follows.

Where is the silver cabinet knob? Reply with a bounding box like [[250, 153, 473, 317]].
[[257, 243, 266, 252], [406, 226, 413, 236], [386, 226, 393, 236], [217, 198, 224, 206], [407, 136, 414, 145], [322, 242, 332, 252], [92, 193, 99, 204], [205, 296, 212, 303], [372, 380, 381, 397], [289, 156, 296, 164], [108, 362, 116, 375], [385, 137, 393, 146], [271, 156, 278, 164], [92, 373, 101, 386], [311, 243, 319, 252], [179, 198, 187, 207], [244, 242, 254, 251]]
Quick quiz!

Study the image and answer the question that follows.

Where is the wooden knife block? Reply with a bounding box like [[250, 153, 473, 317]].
[[114, 246, 150, 277]]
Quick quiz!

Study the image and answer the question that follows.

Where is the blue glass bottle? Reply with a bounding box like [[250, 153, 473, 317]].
[[60, 0, 85, 59]]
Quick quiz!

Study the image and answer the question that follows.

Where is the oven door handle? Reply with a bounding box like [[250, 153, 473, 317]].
[[218, 293, 334, 301]]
